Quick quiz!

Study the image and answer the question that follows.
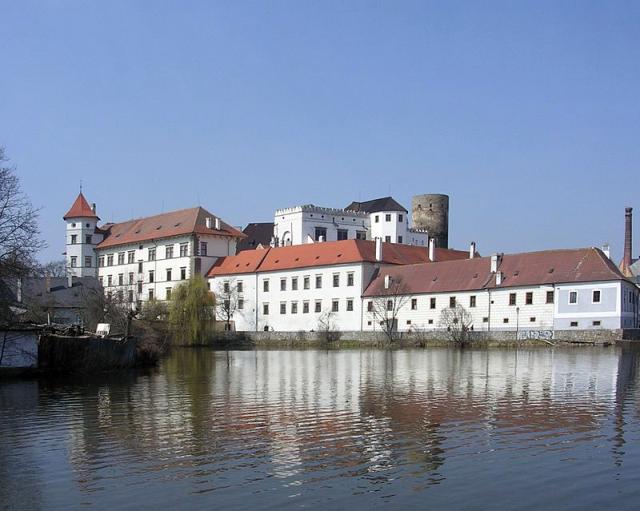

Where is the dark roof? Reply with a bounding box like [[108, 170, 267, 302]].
[[8, 277, 102, 309], [208, 239, 470, 276], [364, 248, 627, 297], [63, 193, 99, 220], [236, 223, 274, 253], [344, 196, 408, 214]]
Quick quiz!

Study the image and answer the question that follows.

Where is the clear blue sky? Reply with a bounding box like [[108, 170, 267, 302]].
[[2, 1, 638, 263]]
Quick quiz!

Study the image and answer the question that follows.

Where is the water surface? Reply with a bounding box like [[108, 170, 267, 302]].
[[1, 347, 640, 510]]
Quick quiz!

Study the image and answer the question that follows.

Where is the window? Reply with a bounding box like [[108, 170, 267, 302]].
[[238, 299, 244, 310], [137, 282, 142, 294], [280, 302, 286, 314], [546, 291, 554, 304], [356, 231, 366, 240], [71, 234, 77, 244], [148, 289, 154, 301], [399, 214, 403, 222], [148, 248, 155, 261], [385, 214, 391, 222], [166, 288, 172, 300], [291, 302, 298, 314], [337, 229, 348, 241], [314, 227, 327, 241], [166, 268, 172, 281], [385, 236, 391, 243], [530, 317, 536, 322], [117, 252, 124, 265], [315, 300, 322, 313], [303, 276, 310, 289], [430, 297, 436, 309], [291, 277, 298, 291], [503, 318, 509, 324], [149, 270, 155, 283], [428, 319, 434, 325], [263, 279, 270, 292], [237, 281, 243, 293], [397, 236, 403, 244], [180, 267, 186, 280], [118, 274, 124, 286], [107, 254, 113, 266], [411, 298, 417, 310], [98, 256, 104, 267], [165, 245, 174, 259], [569, 291, 578, 304], [280, 278, 286, 291], [449, 296, 456, 308], [347, 299, 354, 311], [129, 272, 134, 285], [386, 300, 393, 311], [347, 272, 354, 286], [200, 242, 208, 256], [223, 281, 230, 293], [374, 215, 379, 223], [332, 300, 339, 312], [117, 290, 123, 302], [592, 290, 601, 303], [98, 277, 103, 287], [303, 301, 309, 314], [570, 321, 578, 327], [470, 295, 476, 308], [406, 319, 412, 325], [106, 291, 112, 301], [128, 290, 134, 303], [509, 293, 516, 306], [85, 256, 92, 268], [179, 243, 188, 257], [333, 273, 340, 287], [107, 275, 113, 286], [138, 261, 143, 273], [526, 292, 533, 305], [263, 303, 269, 315], [70, 256, 77, 268], [85, 235, 92, 245], [593, 320, 601, 326], [483, 317, 489, 323], [128, 251, 135, 264], [315, 275, 322, 289]]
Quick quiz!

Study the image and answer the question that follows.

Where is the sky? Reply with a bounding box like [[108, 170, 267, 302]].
[[1, 1, 639, 263]]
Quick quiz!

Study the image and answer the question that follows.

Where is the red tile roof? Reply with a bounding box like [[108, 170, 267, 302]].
[[63, 193, 99, 220], [364, 248, 627, 297], [207, 239, 470, 276], [96, 207, 245, 250]]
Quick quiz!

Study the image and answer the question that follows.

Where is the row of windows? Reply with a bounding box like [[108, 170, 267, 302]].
[[262, 298, 355, 315], [106, 288, 174, 302], [262, 273, 355, 292], [373, 213, 403, 223], [99, 267, 187, 287], [313, 227, 366, 242], [97, 242, 202, 267], [568, 290, 601, 305], [69, 256, 92, 268], [69, 234, 93, 245]]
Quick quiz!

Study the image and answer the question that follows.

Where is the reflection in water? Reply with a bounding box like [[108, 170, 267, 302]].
[[1, 347, 640, 510]]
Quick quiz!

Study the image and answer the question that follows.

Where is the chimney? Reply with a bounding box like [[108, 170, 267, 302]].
[[214, 218, 221, 230], [319, 235, 325, 243], [45, 274, 52, 293], [428, 237, 436, 262], [384, 274, 391, 289], [375, 237, 383, 262], [491, 253, 502, 273], [206, 217, 212, 229], [496, 271, 503, 286], [91, 203, 96, 214], [602, 243, 611, 259], [469, 241, 476, 259], [16, 277, 22, 303], [623, 207, 633, 269], [67, 274, 73, 288]]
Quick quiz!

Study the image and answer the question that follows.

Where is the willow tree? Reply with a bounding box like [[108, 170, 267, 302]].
[[168, 276, 215, 345]]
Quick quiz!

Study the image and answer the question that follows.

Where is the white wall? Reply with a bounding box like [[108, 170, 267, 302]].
[[66, 217, 103, 277], [274, 206, 368, 246]]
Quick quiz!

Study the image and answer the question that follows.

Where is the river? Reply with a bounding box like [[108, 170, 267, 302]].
[[1, 346, 639, 510]]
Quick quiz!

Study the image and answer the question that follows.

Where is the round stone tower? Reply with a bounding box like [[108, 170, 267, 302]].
[[411, 194, 449, 249]]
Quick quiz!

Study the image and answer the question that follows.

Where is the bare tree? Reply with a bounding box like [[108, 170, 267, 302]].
[[438, 303, 474, 345], [32, 259, 68, 278], [367, 275, 410, 342], [0, 148, 45, 322], [214, 278, 241, 331], [317, 310, 341, 344]]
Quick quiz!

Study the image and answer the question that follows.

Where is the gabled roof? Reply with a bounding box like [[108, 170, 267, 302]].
[[364, 248, 627, 297], [344, 196, 408, 214], [207, 239, 470, 276], [63, 193, 99, 220], [237, 223, 274, 253], [96, 207, 245, 250]]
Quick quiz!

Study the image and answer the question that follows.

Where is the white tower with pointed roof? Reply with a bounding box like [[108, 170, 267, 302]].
[[63, 192, 102, 277]]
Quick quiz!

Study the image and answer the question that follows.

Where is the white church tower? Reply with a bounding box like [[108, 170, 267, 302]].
[[63, 192, 101, 277]]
